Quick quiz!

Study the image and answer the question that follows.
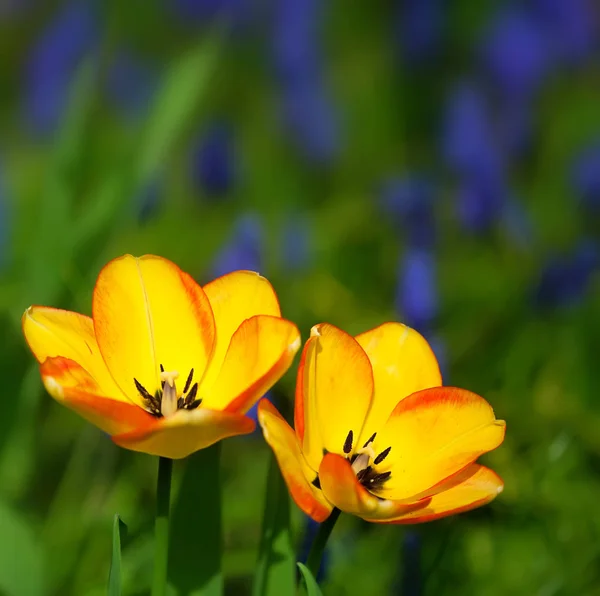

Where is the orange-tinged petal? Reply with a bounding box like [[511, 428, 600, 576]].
[[371, 387, 506, 500], [258, 399, 332, 522], [201, 315, 300, 412], [368, 465, 504, 524], [355, 322, 442, 447], [319, 453, 430, 521], [22, 306, 124, 401], [111, 407, 255, 459], [295, 324, 373, 472], [201, 270, 281, 389], [40, 357, 154, 435], [93, 255, 215, 403]]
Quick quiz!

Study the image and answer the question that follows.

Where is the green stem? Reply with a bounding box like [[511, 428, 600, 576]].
[[305, 507, 341, 580], [152, 456, 173, 596]]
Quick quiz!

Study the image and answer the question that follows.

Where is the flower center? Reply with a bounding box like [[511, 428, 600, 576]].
[[133, 364, 201, 418], [346, 431, 392, 491]]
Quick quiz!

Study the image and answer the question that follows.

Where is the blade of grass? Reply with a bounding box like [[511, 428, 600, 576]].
[[108, 514, 127, 596], [252, 457, 295, 596], [169, 444, 223, 596], [297, 563, 324, 596]]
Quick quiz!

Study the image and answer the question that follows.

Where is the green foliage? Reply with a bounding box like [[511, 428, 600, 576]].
[[297, 563, 324, 596], [108, 515, 127, 596]]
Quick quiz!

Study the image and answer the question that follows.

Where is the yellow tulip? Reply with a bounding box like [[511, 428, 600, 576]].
[[23, 254, 301, 459], [259, 322, 505, 523]]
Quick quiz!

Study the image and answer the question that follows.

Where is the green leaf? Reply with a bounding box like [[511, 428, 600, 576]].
[[297, 563, 324, 596], [73, 32, 221, 249], [0, 499, 44, 596], [23, 57, 98, 308], [252, 457, 295, 596], [169, 444, 223, 596], [108, 514, 127, 596]]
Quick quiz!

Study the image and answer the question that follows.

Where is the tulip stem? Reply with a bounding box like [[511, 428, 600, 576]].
[[305, 507, 341, 581], [152, 456, 173, 596]]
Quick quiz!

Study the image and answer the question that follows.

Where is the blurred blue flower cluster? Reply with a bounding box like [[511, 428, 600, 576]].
[[272, 0, 339, 165]]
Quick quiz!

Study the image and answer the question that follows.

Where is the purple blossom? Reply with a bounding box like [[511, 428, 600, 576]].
[[282, 213, 311, 272], [441, 83, 504, 181], [190, 122, 238, 198], [396, 248, 438, 330], [480, 8, 553, 101], [531, 0, 598, 64], [105, 51, 157, 122], [571, 142, 600, 211], [23, 2, 98, 135], [456, 174, 506, 233], [211, 214, 263, 278], [393, 0, 445, 65], [167, 0, 250, 28], [535, 239, 600, 309], [273, 0, 339, 164], [379, 176, 436, 249]]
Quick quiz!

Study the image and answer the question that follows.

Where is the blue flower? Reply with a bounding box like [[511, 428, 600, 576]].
[[441, 82, 504, 180], [167, 0, 249, 28], [211, 214, 263, 278], [480, 8, 552, 100], [105, 51, 157, 122], [190, 122, 238, 198], [282, 213, 311, 272], [571, 142, 600, 211], [379, 175, 436, 249], [396, 247, 438, 330], [24, 1, 98, 135], [501, 198, 535, 249], [456, 173, 506, 233], [272, 0, 339, 164], [393, 0, 445, 65], [535, 239, 600, 309], [531, 0, 597, 64], [400, 531, 422, 596]]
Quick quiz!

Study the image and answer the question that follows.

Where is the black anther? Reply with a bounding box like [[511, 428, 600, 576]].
[[343, 430, 353, 454], [374, 446, 392, 465]]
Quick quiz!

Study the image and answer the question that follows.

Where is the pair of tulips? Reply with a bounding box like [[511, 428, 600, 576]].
[[23, 254, 505, 524]]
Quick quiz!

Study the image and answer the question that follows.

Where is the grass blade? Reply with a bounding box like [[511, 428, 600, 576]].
[[297, 563, 324, 596], [108, 514, 127, 596], [252, 457, 295, 596]]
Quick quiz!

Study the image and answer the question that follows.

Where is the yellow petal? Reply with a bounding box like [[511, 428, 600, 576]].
[[92, 255, 215, 403], [201, 315, 300, 412], [366, 465, 504, 524], [355, 322, 442, 446], [201, 271, 281, 392], [318, 453, 430, 520], [258, 399, 333, 522], [40, 357, 154, 435], [22, 306, 124, 401], [371, 387, 506, 500], [295, 323, 373, 472], [111, 407, 255, 459]]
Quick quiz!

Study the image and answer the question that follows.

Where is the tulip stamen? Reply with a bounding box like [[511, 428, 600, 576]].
[[343, 430, 354, 454], [374, 446, 391, 465], [134, 365, 203, 418]]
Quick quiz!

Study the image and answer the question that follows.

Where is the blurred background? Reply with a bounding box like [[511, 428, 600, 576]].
[[1, 0, 600, 594]]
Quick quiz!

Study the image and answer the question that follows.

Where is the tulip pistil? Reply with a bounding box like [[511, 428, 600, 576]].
[[134, 365, 202, 418]]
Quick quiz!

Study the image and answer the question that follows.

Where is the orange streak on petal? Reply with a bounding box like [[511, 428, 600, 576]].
[[40, 357, 154, 435], [319, 453, 430, 521], [370, 465, 504, 524], [258, 399, 332, 523], [112, 407, 255, 459]]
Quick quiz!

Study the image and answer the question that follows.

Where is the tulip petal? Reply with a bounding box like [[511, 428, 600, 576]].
[[93, 255, 215, 403], [295, 324, 373, 472], [111, 407, 255, 459], [371, 387, 506, 500], [22, 306, 125, 400], [258, 399, 333, 522], [319, 453, 430, 521], [40, 357, 154, 435], [355, 322, 442, 447], [201, 271, 281, 392], [201, 315, 301, 413], [367, 465, 504, 524]]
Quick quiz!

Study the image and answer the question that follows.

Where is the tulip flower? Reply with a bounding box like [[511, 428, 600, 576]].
[[259, 322, 505, 524], [23, 254, 301, 459]]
